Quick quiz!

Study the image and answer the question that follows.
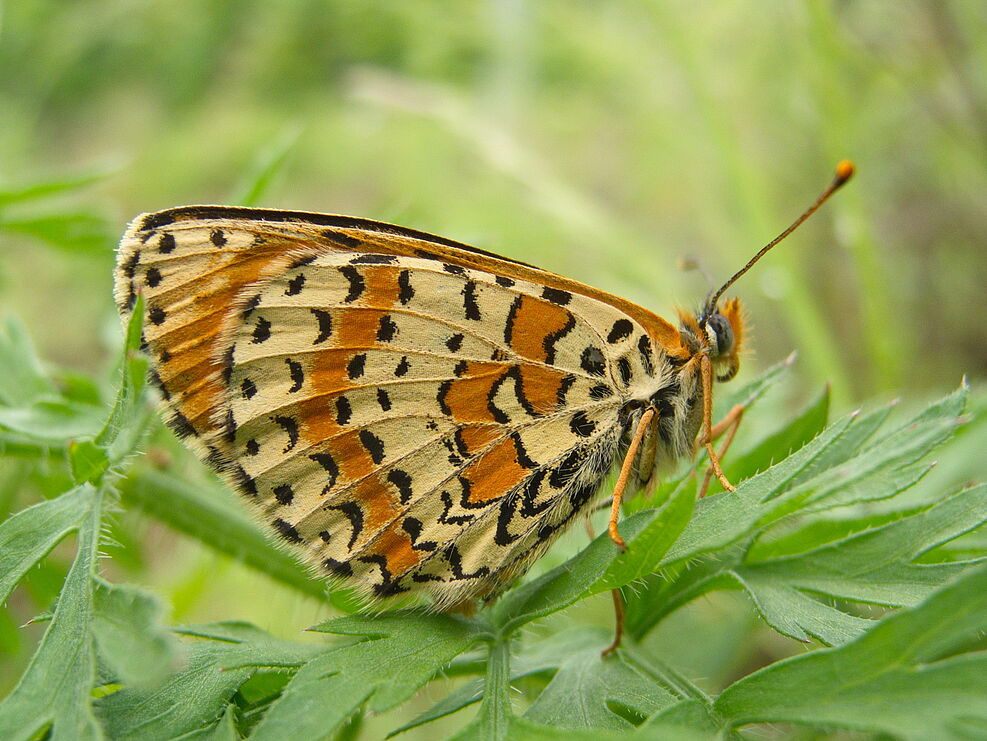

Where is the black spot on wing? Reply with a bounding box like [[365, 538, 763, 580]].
[[607, 319, 633, 343], [462, 281, 482, 320], [398, 270, 415, 304], [580, 346, 606, 377], [309, 452, 339, 492], [495, 275, 515, 288], [273, 483, 294, 506], [504, 295, 523, 345], [376, 388, 392, 411], [323, 229, 361, 248], [638, 335, 655, 375], [121, 250, 140, 279], [335, 396, 352, 425], [617, 357, 632, 386], [148, 306, 166, 326], [347, 353, 366, 379], [543, 313, 576, 366], [376, 314, 397, 342], [252, 316, 272, 344], [324, 557, 352, 576], [242, 293, 261, 318], [340, 266, 365, 302], [541, 286, 572, 305], [144, 267, 162, 287], [166, 411, 196, 439], [387, 469, 414, 504], [285, 273, 306, 296], [210, 229, 226, 246], [232, 465, 257, 496], [443, 543, 489, 580], [272, 415, 299, 452], [312, 309, 333, 344], [549, 447, 586, 489], [445, 333, 464, 353], [395, 356, 410, 377], [158, 233, 176, 253], [511, 433, 538, 468], [286, 358, 304, 392], [350, 252, 396, 264], [221, 345, 234, 384], [403, 517, 438, 551], [570, 411, 597, 438], [241, 378, 257, 400], [437, 380, 452, 415], [330, 501, 364, 550], [272, 518, 302, 543]]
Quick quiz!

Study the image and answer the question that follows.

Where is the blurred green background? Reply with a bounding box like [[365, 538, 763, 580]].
[[1, 0, 986, 734]]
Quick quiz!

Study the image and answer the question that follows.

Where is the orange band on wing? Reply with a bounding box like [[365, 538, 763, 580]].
[[507, 295, 573, 364], [460, 435, 530, 505]]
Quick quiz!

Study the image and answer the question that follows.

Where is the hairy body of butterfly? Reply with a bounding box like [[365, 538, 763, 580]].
[[114, 206, 746, 609]]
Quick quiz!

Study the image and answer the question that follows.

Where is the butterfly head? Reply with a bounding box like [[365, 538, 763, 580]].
[[702, 297, 746, 381], [678, 297, 746, 382]]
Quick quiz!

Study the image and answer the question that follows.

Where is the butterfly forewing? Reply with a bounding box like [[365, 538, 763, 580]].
[[115, 207, 682, 604]]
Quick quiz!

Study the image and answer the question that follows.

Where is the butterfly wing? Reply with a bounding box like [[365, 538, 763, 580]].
[[115, 207, 685, 604]]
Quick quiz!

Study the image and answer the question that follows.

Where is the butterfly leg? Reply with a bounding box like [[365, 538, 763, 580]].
[[608, 406, 657, 549], [698, 355, 736, 493], [699, 403, 745, 498], [601, 588, 625, 657]]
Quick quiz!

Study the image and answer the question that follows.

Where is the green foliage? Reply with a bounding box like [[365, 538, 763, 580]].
[[1, 301, 985, 739], [2, 4, 986, 738]]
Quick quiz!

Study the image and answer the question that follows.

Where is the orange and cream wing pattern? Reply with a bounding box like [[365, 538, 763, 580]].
[[114, 207, 684, 604]]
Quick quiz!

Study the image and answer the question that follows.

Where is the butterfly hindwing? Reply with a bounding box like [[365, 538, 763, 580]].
[[115, 208, 679, 604]]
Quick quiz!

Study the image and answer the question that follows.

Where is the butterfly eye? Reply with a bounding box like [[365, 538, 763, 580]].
[[707, 313, 734, 357]]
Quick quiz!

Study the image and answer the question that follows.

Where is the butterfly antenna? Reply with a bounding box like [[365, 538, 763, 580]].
[[702, 160, 855, 322]]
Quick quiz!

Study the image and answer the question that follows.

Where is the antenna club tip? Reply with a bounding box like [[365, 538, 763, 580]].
[[835, 160, 855, 184]]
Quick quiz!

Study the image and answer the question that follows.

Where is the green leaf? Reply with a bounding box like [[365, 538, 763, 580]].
[[69, 439, 110, 485], [505, 716, 711, 741], [92, 579, 176, 689], [0, 317, 57, 405], [734, 483, 987, 643], [725, 384, 830, 484], [0, 485, 103, 741], [715, 561, 987, 740], [626, 386, 968, 640], [0, 169, 114, 209], [95, 621, 318, 739], [449, 636, 513, 741], [392, 627, 605, 737], [523, 639, 678, 730], [248, 612, 482, 740], [669, 387, 966, 566], [0, 210, 115, 253], [0, 318, 103, 450], [0, 485, 90, 604]]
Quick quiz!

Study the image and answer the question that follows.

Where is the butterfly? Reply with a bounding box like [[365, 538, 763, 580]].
[[113, 162, 853, 620]]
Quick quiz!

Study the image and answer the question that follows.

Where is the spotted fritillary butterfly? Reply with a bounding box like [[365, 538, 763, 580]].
[[113, 163, 853, 611]]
